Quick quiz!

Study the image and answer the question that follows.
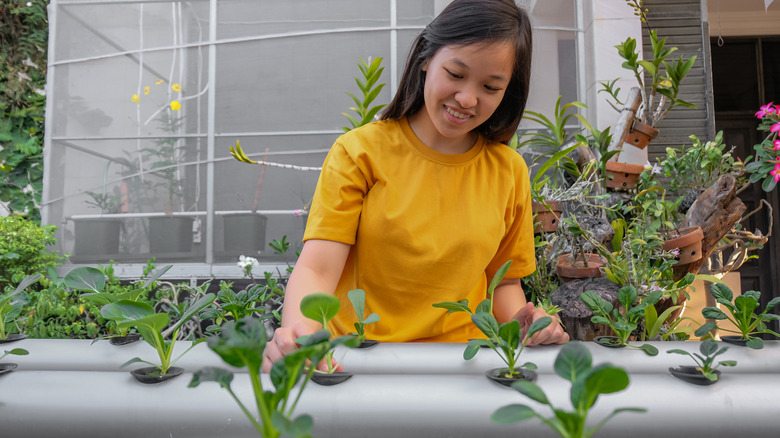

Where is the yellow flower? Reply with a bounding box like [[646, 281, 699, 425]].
[[144, 86, 150, 95], [131, 94, 140, 103], [156, 79, 164, 85], [170, 100, 181, 111], [658, 80, 672, 88], [79, 305, 84, 314], [171, 83, 182, 92]]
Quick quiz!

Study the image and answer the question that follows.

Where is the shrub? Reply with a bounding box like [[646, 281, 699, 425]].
[[0, 216, 65, 288]]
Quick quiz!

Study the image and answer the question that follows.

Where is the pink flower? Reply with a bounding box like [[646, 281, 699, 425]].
[[771, 122, 780, 133], [771, 164, 780, 183], [293, 209, 304, 217], [774, 139, 780, 151], [756, 102, 776, 118], [671, 249, 680, 256]]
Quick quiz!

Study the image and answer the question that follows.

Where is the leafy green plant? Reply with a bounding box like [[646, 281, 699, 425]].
[[202, 280, 281, 335], [744, 103, 780, 191], [667, 339, 737, 382], [299, 292, 360, 374], [101, 293, 215, 375], [580, 285, 660, 355], [0, 216, 65, 287], [0, 1, 49, 221], [1, 347, 28, 362], [659, 132, 743, 195], [601, 2, 696, 127], [190, 317, 344, 438], [0, 274, 38, 339], [642, 300, 696, 341], [695, 283, 780, 349], [342, 57, 386, 132], [434, 261, 551, 378], [492, 341, 645, 438], [347, 289, 379, 343]]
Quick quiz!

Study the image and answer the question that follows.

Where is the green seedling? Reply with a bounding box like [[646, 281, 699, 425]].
[[64, 265, 171, 338], [101, 293, 215, 375], [580, 286, 661, 356], [434, 261, 552, 378], [492, 342, 645, 438], [0, 274, 39, 340], [642, 302, 697, 341], [1, 348, 29, 362], [202, 280, 281, 334], [347, 289, 379, 343], [300, 292, 360, 374], [695, 283, 780, 349], [190, 317, 345, 438], [667, 339, 737, 382]]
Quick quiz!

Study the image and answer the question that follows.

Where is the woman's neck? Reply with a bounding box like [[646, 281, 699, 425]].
[[407, 113, 478, 155]]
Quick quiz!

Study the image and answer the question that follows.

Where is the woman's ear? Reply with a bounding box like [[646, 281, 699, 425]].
[[421, 60, 428, 72]]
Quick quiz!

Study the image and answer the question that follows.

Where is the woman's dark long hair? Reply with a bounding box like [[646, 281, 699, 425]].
[[382, 0, 532, 144]]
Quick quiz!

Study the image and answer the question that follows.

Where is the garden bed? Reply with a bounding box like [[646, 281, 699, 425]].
[[2, 339, 778, 437]]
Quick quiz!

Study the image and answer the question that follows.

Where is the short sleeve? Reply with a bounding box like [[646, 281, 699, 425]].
[[303, 140, 372, 245], [485, 155, 536, 281]]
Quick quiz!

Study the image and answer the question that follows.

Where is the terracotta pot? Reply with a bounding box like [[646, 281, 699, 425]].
[[531, 200, 562, 234], [662, 226, 704, 264], [605, 161, 645, 190], [555, 253, 604, 283], [624, 120, 659, 149]]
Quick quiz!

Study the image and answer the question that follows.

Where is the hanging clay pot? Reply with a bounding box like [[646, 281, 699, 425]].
[[605, 161, 645, 190], [669, 366, 720, 386], [532, 200, 562, 234], [662, 226, 704, 265], [485, 367, 537, 387], [555, 253, 604, 283], [624, 120, 659, 149]]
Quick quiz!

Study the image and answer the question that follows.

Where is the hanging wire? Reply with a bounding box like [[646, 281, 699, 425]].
[[717, 0, 724, 47]]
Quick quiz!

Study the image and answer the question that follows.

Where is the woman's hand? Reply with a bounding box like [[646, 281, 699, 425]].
[[512, 302, 570, 346], [262, 320, 343, 373]]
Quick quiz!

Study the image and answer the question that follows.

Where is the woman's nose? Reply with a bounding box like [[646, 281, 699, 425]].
[[454, 85, 477, 109]]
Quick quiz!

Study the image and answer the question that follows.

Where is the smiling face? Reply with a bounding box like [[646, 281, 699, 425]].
[[408, 41, 515, 154]]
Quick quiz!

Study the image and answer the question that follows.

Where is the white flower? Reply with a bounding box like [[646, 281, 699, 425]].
[[27, 2, 32, 7], [237, 255, 259, 274]]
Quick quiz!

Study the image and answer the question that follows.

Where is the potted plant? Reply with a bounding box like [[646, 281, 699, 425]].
[[0, 347, 27, 376], [492, 342, 645, 437], [298, 292, 361, 385], [744, 102, 780, 191], [346, 289, 380, 348], [190, 317, 343, 438], [636, 186, 703, 266], [695, 283, 780, 349], [667, 339, 737, 385], [101, 292, 215, 383], [580, 285, 661, 356], [0, 274, 39, 343], [434, 261, 552, 386], [73, 188, 124, 257], [600, 1, 696, 190], [556, 217, 605, 283], [142, 109, 193, 254]]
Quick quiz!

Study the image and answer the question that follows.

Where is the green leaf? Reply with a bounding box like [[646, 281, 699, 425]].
[[432, 300, 472, 314], [488, 261, 513, 297], [702, 307, 727, 320], [746, 337, 764, 350], [6, 348, 29, 356], [694, 321, 717, 338], [571, 364, 629, 410], [499, 320, 521, 350], [472, 312, 501, 340], [188, 366, 234, 389], [639, 344, 658, 356], [300, 293, 341, 326], [475, 299, 491, 315], [347, 289, 366, 321], [463, 341, 483, 360], [492, 404, 539, 424], [64, 267, 106, 293], [12, 274, 41, 295], [526, 316, 552, 339], [554, 342, 592, 382], [511, 381, 550, 405], [139, 265, 173, 289], [207, 317, 268, 370]]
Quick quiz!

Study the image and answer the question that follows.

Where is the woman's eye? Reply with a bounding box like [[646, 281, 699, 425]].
[[484, 85, 499, 92], [445, 69, 462, 79]]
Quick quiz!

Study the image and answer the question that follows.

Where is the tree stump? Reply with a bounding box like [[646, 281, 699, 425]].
[[550, 277, 620, 341], [673, 175, 746, 281]]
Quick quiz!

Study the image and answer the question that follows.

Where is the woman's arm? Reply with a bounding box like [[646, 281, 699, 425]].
[[493, 277, 569, 345], [262, 239, 351, 372]]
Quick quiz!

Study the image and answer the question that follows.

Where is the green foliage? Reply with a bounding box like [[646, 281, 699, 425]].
[[744, 109, 780, 192], [347, 289, 379, 343], [201, 277, 283, 335], [1, 347, 28, 362], [659, 132, 743, 194], [667, 339, 737, 382], [0, 216, 66, 287], [695, 283, 780, 349], [102, 293, 215, 375], [0, 1, 49, 221], [190, 317, 344, 438], [492, 342, 644, 438], [0, 274, 38, 339], [580, 286, 660, 355], [434, 261, 551, 378], [299, 292, 358, 374], [342, 57, 386, 132]]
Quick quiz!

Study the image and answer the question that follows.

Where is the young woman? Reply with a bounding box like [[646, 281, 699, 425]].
[[263, 0, 569, 371]]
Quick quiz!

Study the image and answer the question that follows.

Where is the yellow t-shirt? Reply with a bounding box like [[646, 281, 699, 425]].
[[304, 117, 535, 342]]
